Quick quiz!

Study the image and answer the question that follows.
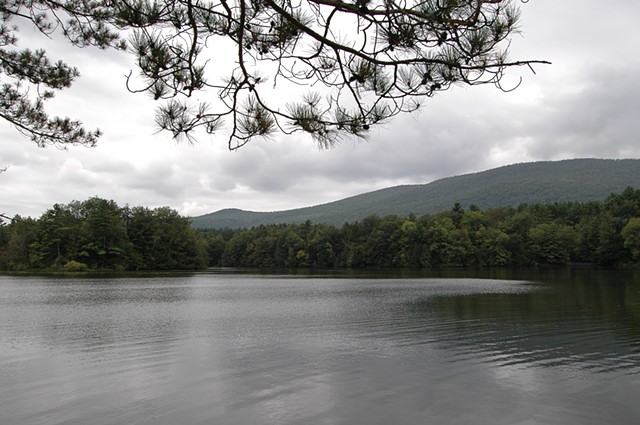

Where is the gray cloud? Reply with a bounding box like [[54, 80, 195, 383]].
[[2, 0, 640, 219], [520, 66, 640, 159]]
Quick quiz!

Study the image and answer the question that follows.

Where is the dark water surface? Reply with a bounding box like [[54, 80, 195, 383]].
[[1, 269, 639, 425]]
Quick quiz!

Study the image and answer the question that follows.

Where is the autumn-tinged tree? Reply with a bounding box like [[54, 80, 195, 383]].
[[1, 1, 547, 148]]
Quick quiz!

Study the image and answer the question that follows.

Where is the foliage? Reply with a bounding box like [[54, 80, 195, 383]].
[[126, 206, 207, 270], [0, 215, 38, 269], [0, 0, 546, 148], [62, 260, 89, 272], [0, 197, 206, 271], [195, 187, 640, 269], [4, 188, 640, 271], [0, 0, 120, 146], [622, 217, 640, 264], [190, 159, 640, 229]]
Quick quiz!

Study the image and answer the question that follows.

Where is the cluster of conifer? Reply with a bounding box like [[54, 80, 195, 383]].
[[0, 198, 207, 271]]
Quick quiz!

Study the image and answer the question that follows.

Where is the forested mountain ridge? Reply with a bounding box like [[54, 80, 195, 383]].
[[200, 186, 640, 268], [190, 159, 640, 229]]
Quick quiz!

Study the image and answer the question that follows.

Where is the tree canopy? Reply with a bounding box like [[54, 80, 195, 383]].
[[0, 0, 547, 148], [2, 188, 640, 270], [0, 197, 207, 270], [198, 187, 640, 269]]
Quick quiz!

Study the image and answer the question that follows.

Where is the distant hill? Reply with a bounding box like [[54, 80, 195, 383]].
[[190, 158, 640, 229]]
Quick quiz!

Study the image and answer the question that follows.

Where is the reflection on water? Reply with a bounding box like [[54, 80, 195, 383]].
[[0, 270, 639, 425]]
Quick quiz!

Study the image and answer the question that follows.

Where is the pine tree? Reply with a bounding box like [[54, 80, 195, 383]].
[[1, 1, 547, 148]]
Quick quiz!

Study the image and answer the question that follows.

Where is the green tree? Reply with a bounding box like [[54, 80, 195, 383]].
[[451, 202, 464, 228], [221, 229, 255, 266], [502, 208, 534, 265], [596, 212, 629, 266], [31, 203, 82, 266], [397, 218, 429, 267], [425, 216, 472, 266], [621, 217, 640, 264], [127, 206, 206, 270], [245, 226, 280, 267], [528, 223, 576, 265], [1, 198, 212, 270], [198, 229, 227, 266], [0, 215, 39, 269], [605, 187, 640, 220], [461, 209, 485, 234], [347, 215, 405, 267], [474, 225, 511, 266], [575, 215, 601, 264], [1, 1, 546, 148], [77, 197, 130, 268], [306, 223, 340, 268], [279, 226, 306, 267], [346, 215, 382, 267]]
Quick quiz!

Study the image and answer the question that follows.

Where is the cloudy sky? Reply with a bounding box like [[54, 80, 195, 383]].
[[1, 0, 639, 219]]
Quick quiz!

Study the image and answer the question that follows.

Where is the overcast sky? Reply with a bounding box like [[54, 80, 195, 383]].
[[2, 0, 640, 219]]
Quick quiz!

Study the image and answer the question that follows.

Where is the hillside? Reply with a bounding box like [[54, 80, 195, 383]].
[[190, 158, 640, 229]]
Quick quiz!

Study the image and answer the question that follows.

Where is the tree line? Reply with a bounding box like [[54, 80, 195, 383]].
[[200, 187, 640, 269], [0, 198, 207, 271], [2, 187, 640, 271]]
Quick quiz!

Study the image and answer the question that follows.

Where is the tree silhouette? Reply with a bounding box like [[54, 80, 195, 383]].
[[0, 1, 548, 148]]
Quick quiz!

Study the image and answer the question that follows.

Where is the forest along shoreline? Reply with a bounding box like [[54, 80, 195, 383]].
[[2, 188, 640, 272]]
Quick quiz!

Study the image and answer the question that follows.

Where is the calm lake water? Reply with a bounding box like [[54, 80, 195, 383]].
[[1, 268, 639, 425]]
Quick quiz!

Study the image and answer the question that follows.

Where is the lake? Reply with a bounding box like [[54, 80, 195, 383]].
[[1, 268, 639, 424]]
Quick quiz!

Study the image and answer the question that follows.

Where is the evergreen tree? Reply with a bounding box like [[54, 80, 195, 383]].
[[622, 217, 640, 265], [1, 1, 546, 148], [0, 215, 38, 269], [31, 203, 82, 266], [127, 206, 207, 270], [78, 197, 130, 268]]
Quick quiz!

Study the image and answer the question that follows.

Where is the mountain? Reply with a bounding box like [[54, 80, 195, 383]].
[[190, 158, 640, 229]]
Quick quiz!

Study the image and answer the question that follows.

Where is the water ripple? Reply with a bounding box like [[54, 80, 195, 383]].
[[1, 273, 639, 425]]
